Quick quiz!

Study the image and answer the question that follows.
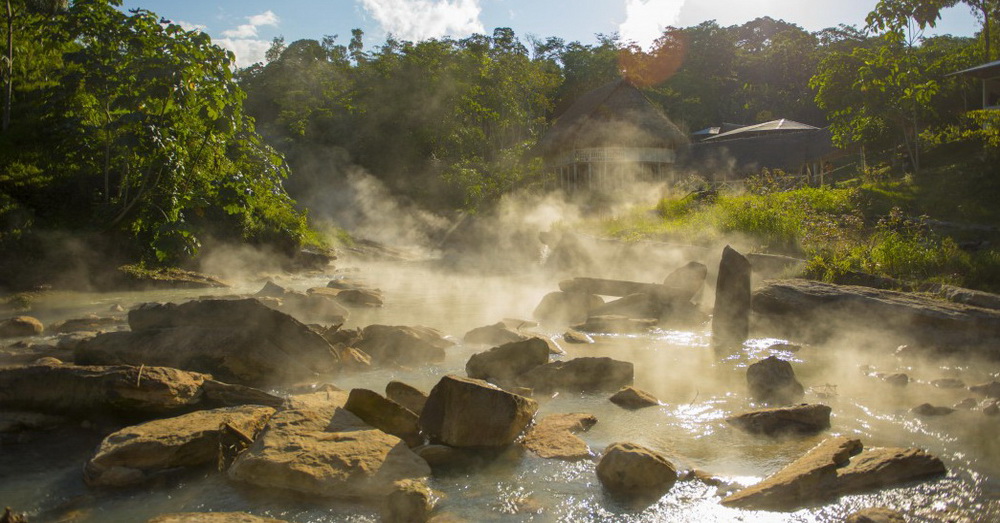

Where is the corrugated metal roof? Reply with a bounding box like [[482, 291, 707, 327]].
[[949, 59, 1000, 79], [703, 118, 819, 141]]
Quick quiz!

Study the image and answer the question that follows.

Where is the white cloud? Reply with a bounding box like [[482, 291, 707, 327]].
[[215, 10, 280, 68], [359, 0, 484, 41], [174, 20, 207, 33], [619, 0, 685, 50]]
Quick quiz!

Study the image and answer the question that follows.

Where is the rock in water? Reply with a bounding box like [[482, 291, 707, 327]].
[[84, 405, 275, 487], [663, 261, 708, 303], [596, 442, 678, 497], [609, 387, 660, 410], [533, 292, 603, 325], [386, 381, 429, 415], [571, 315, 657, 334], [228, 407, 430, 499], [746, 356, 804, 405], [418, 375, 537, 448], [726, 404, 831, 436], [518, 357, 633, 393], [463, 322, 529, 346], [721, 436, 945, 510], [465, 337, 551, 385], [712, 245, 751, 348], [0, 316, 43, 338], [345, 388, 422, 447], [844, 507, 907, 523], [148, 513, 289, 523], [522, 413, 597, 460], [354, 325, 454, 367], [382, 479, 433, 523]]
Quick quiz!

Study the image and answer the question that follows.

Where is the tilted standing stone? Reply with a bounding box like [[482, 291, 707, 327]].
[[712, 245, 751, 348]]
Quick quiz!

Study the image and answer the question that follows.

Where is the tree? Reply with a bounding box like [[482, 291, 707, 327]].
[[1, 0, 66, 132]]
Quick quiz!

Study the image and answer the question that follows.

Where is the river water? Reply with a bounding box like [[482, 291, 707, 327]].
[[2, 260, 999, 522]]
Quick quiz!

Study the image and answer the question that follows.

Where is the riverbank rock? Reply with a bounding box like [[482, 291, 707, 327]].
[[752, 279, 1000, 350], [355, 325, 453, 367], [0, 316, 43, 338], [609, 387, 660, 410], [345, 389, 422, 447], [418, 375, 537, 448], [844, 507, 906, 523], [596, 442, 678, 497], [386, 381, 428, 415], [712, 246, 751, 348], [463, 322, 529, 346], [533, 292, 603, 325], [51, 315, 121, 334], [465, 337, 551, 385], [726, 404, 831, 436], [75, 299, 340, 386], [382, 479, 433, 523], [721, 436, 945, 510], [522, 413, 597, 460], [747, 356, 804, 405], [114, 265, 229, 290], [228, 407, 431, 499], [148, 513, 288, 523], [518, 357, 633, 393], [571, 315, 657, 334], [84, 405, 274, 487]]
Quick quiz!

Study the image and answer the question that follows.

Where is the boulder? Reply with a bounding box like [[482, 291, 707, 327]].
[[562, 330, 594, 344], [50, 315, 120, 334], [355, 325, 454, 367], [278, 293, 350, 324], [465, 337, 551, 385], [114, 265, 229, 290], [609, 386, 660, 410], [228, 407, 431, 499], [345, 389, 422, 447], [418, 375, 537, 448], [844, 507, 906, 523], [522, 413, 597, 460], [255, 280, 288, 297], [84, 405, 274, 487], [970, 380, 1000, 398], [571, 315, 657, 334], [721, 436, 945, 510], [334, 288, 384, 308], [662, 261, 708, 302], [883, 373, 910, 387], [533, 292, 603, 325], [590, 293, 662, 320], [747, 356, 804, 405], [596, 442, 678, 497], [726, 404, 831, 436], [337, 347, 372, 371], [0, 316, 43, 338], [752, 279, 1000, 349], [382, 479, 433, 523], [148, 513, 288, 523], [931, 378, 965, 389], [327, 278, 371, 291], [518, 357, 633, 393], [712, 245, 751, 348], [463, 322, 529, 346], [385, 381, 428, 415], [912, 403, 955, 416], [559, 277, 689, 303]]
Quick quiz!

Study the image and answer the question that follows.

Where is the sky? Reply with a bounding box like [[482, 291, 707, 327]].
[[120, 0, 982, 67]]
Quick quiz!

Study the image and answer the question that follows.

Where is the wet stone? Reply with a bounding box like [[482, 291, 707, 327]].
[[931, 378, 965, 389], [912, 403, 955, 417]]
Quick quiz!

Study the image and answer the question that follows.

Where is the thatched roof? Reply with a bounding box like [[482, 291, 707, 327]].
[[538, 79, 688, 158]]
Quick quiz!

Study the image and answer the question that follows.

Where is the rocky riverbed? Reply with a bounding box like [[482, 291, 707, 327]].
[[1, 253, 999, 522]]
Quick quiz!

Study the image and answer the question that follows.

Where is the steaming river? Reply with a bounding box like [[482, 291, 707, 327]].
[[3, 260, 999, 522]]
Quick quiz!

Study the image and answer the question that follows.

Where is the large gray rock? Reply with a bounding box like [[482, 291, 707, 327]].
[[228, 407, 431, 499], [385, 381, 428, 415], [465, 337, 551, 384], [354, 325, 454, 367], [0, 316, 43, 338], [345, 388, 422, 447], [722, 436, 945, 510], [589, 293, 662, 320], [533, 291, 603, 325], [522, 413, 597, 460], [596, 442, 678, 497], [76, 299, 340, 386], [463, 322, 529, 346], [747, 356, 804, 405], [518, 357, 633, 393], [753, 279, 1000, 349], [712, 245, 751, 348], [726, 404, 831, 436], [418, 375, 537, 448], [84, 405, 274, 487]]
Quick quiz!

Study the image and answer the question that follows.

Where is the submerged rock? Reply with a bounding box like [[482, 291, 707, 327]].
[[562, 330, 594, 344], [912, 403, 955, 416], [712, 245, 751, 348], [533, 291, 603, 325], [355, 325, 454, 367], [726, 404, 831, 436], [571, 315, 657, 334], [931, 378, 965, 389], [747, 356, 804, 405], [333, 288, 385, 308], [228, 407, 431, 499], [844, 507, 906, 523], [148, 513, 289, 523], [465, 337, 551, 385], [522, 413, 597, 460], [609, 386, 660, 410], [970, 380, 1000, 398], [882, 373, 910, 387], [51, 315, 121, 334], [0, 316, 43, 338], [596, 442, 678, 497], [418, 375, 537, 448], [382, 479, 433, 523], [385, 381, 428, 416], [345, 388, 422, 447], [721, 436, 945, 510], [463, 322, 529, 346], [84, 405, 274, 487], [518, 357, 633, 393]]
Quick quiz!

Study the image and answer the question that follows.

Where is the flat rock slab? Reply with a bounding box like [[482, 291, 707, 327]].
[[519, 357, 633, 393], [345, 388, 422, 447], [572, 315, 657, 334], [419, 375, 537, 448], [753, 279, 1000, 349], [148, 513, 289, 523], [228, 407, 430, 499], [559, 278, 691, 304], [85, 405, 275, 487], [522, 413, 597, 460], [726, 404, 831, 436], [385, 381, 428, 415], [722, 436, 945, 510]]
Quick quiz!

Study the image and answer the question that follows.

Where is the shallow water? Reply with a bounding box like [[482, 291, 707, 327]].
[[2, 260, 1000, 522]]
